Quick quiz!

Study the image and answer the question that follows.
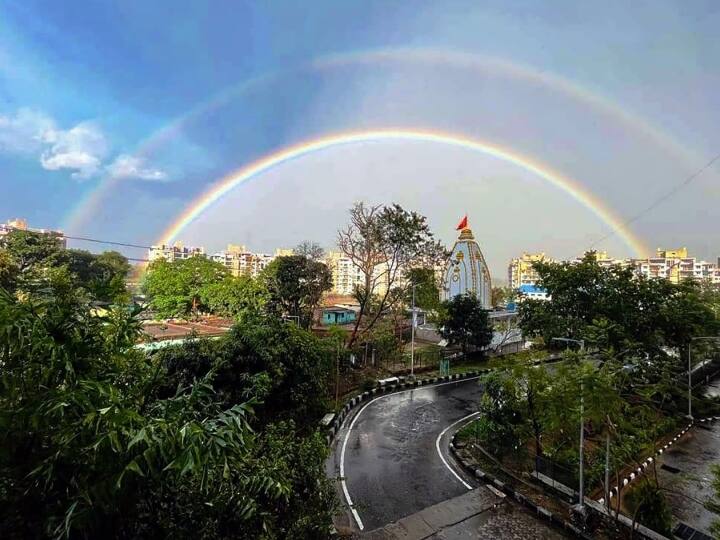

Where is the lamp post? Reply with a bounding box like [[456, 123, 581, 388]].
[[410, 282, 417, 378], [552, 337, 586, 509], [688, 336, 720, 419]]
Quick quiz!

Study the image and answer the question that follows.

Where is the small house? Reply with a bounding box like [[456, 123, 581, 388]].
[[321, 306, 357, 326]]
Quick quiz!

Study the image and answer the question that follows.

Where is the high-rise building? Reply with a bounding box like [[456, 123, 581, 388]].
[[632, 248, 719, 284], [0, 218, 66, 248], [148, 241, 205, 262], [509, 247, 720, 287], [442, 224, 492, 309], [323, 251, 396, 297], [325, 251, 365, 296], [209, 245, 293, 277], [508, 252, 553, 289]]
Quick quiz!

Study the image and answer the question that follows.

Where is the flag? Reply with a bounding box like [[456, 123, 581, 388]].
[[456, 215, 468, 230]]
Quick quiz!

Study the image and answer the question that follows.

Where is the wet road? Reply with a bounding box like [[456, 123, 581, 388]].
[[328, 378, 484, 531]]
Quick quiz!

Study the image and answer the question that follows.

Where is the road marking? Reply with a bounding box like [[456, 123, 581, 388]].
[[435, 412, 481, 490], [339, 376, 481, 530]]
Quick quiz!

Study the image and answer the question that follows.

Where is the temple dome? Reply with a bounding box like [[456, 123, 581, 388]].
[[441, 225, 492, 308]]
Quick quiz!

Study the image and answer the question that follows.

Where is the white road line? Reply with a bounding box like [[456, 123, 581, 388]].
[[435, 412, 481, 490], [339, 376, 481, 530]]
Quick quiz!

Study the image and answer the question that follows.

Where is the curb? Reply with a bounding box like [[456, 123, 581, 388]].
[[448, 432, 593, 539], [597, 417, 720, 505]]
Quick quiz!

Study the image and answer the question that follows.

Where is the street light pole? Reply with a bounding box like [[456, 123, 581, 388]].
[[552, 337, 585, 509], [410, 282, 416, 378], [688, 336, 720, 419]]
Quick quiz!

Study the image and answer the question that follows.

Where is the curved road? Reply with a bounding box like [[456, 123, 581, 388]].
[[328, 378, 484, 532]]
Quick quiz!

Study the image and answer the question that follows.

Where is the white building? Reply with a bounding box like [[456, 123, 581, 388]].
[[209, 245, 293, 277], [148, 241, 205, 262], [1, 217, 66, 248]]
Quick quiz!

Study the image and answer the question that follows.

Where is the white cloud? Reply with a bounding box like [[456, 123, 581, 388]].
[[0, 108, 164, 181], [40, 121, 108, 179], [105, 154, 168, 181], [0, 108, 55, 153]]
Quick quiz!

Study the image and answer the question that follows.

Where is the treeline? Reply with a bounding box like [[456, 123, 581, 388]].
[[471, 252, 720, 535], [0, 229, 335, 538]]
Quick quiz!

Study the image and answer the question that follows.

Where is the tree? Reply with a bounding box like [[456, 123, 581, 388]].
[[61, 249, 131, 303], [518, 253, 718, 365], [263, 255, 332, 328], [294, 241, 325, 261], [406, 267, 441, 312], [337, 202, 445, 347], [475, 371, 526, 454], [142, 256, 229, 318], [201, 274, 268, 318], [0, 255, 336, 538], [625, 479, 673, 536], [0, 228, 64, 274], [0, 230, 130, 303], [491, 286, 515, 308], [438, 294, 493, 355]]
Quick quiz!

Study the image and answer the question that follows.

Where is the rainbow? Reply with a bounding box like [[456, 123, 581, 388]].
[[158, 128, 649, 256], [63, 47, 712, 238]]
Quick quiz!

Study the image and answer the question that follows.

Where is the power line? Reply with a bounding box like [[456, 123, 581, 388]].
[[4, 225, 153, 250], [62, 234, 152, 250], [588, 151, 720, 252]]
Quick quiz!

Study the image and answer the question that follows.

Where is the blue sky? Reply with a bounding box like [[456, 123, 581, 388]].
[[1, 1, 719, 277]]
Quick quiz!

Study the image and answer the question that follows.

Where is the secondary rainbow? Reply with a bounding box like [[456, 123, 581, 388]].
[[64, 46, 711, 237], [157, 128, 648, 256]]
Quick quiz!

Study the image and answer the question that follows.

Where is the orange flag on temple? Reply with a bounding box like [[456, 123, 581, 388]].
[[455, 215, 468, 230]]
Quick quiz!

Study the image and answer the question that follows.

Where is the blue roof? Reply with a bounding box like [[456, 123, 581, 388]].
[[518, 284, 546, 294]]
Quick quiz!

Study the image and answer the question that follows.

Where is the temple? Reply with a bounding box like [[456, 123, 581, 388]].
[[441, 219, 492, 309]]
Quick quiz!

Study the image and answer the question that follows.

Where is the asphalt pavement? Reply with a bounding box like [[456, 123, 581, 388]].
[[327, 377, 485, 532]]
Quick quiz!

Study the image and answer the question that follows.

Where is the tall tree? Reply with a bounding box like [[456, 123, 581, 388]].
[[263, 255, 332, 328], [0, 229, 130, 302], [438, 294, 493, 355], [294, 241, 325, 261], [337, 202, 445, 347], [201, 274, 268, 318], [142, 256, 229, 318], [519, 252, 718, 363], [405, 267, 441, 312]]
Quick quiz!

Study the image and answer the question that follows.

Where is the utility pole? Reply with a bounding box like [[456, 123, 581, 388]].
[[335, 341, 340, 409], [410, 282, 417, 378]]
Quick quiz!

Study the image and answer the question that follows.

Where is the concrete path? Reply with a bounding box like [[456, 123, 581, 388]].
[[655, 421, 720, 536], [362, 488, 569, 539]]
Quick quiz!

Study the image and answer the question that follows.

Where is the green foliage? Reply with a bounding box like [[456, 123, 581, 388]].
[[201, 274, 268, 318], [1, 258, 335, 537], [262, 255, 332, 328], [519, 253, 718, 361], [491, 286, 515, 308], [0, 229, 130, 303], [337, 202, 446, 347], [154, 315, 333, 426], [475, 372, 526, 454], [625, 479, 673, 535], [406, 267, 441, 312], [142, 256, 229, 318], [438, 294, 493, 354]]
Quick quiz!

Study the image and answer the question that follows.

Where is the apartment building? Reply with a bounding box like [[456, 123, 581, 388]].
[[0, 217, 66, 248]]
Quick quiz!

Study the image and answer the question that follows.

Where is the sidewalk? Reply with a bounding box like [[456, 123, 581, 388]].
[[361, 487, 569, 539], [654, 421, 720, 536]]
